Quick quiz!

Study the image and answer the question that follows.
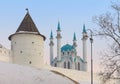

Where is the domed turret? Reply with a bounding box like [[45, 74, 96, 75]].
[[61, 44, 75, 52], [61, 44, 76, 57]]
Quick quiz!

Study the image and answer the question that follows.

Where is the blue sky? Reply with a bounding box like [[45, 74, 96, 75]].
[[0, 0, 118, 72]]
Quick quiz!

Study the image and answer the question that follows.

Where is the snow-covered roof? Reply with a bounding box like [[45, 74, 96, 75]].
[[0, 62, 78, 84]]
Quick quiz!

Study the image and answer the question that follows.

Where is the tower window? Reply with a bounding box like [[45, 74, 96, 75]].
[[29, 61, 32, 64], [32, 42, 34, 44], [15, 42, 16, 44], [63, 52, 64, 55], [20, 51, 23, 53], [68, 52, 69, 55], [64, 62, 66, 68]]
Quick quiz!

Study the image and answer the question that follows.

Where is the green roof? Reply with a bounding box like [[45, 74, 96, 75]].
[[73, 32, 77, 41], [57, 21, 61, 31], [50, 30, 53, 39], [83, 24, 86, 33], [61, 44, 75, 52]]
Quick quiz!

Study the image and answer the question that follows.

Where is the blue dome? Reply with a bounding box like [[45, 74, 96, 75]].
[[61, 44, 75, 52]]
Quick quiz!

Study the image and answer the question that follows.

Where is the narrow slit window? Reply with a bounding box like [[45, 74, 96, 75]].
[[29, 61, 32, 64]]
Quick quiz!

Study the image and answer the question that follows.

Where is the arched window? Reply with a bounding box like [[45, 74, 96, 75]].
[[78, 62, 80, 70], [67, 52, 69, 55], [54, 63, 57, 67], [29, 61, 32, 64], [63, 52, 64, 55], [64, 62, 66, 68], [68, 61, 70, 69]]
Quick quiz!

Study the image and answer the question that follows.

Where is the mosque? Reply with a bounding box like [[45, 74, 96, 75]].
[[49, 22, 88, 71], [0, 10, 118, 84]]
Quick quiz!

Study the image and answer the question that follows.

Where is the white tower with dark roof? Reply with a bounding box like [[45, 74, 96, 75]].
[[49, 31, 54, 66], [8, 11, 46, 68], [56, 22, 62, 64]]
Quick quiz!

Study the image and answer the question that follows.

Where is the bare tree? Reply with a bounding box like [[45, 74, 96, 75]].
[[93, 3, 120, 83]]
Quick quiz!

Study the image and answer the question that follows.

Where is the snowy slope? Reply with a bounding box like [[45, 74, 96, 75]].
[[0, 62, 78, 84]]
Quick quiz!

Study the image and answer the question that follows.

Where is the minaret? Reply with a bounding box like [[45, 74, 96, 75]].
[[73, 32, 77, 49], [73, 32, 77, 55], [49, 31, 54, 66], [82, 24, 88, 71], [72, 32, 77, 69], [56, 21, 62, 61]]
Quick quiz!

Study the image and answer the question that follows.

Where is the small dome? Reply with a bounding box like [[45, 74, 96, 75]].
[[61, 44, 75, 52]]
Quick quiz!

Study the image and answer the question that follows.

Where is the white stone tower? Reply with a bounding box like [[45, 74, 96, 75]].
[[49, 31, 54, 66], [8, 11, 46, 68], [56, 22, 62, 63], [82, 24, 88, 71]]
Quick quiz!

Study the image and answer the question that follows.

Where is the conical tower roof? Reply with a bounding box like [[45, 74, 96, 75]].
[[16, 12, 39, 33], [9, 11, 46, 40]]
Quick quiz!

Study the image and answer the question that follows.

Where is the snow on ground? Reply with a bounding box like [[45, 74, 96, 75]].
[[0, 62, 78, 84]]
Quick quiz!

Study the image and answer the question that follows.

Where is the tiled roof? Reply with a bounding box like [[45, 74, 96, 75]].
[[16, 12, 39, 33]]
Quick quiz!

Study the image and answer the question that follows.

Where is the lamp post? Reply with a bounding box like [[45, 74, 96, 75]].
[[87, 29, 93, 84]]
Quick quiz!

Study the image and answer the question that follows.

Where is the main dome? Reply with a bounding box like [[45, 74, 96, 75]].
[[61, 44, 75, 52]]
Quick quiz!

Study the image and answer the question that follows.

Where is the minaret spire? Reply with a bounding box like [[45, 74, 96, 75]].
[[73, 32, 77, 47], [73, 32, 77, 41], [50, 30, 53, 39], [49, 30, 54, 66], [56, 21, 62, 66], [57, 21, 61, 31], [83, 24, 86, 33]]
